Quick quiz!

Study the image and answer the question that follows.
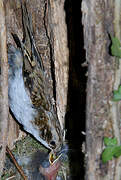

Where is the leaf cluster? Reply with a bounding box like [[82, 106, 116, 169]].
[[102, 37, 121, 163], [102, 137, 121, 163], [111, 36, 121, 101]]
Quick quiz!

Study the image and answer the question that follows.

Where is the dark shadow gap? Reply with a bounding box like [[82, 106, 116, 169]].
[[64, 0, 86, 179]]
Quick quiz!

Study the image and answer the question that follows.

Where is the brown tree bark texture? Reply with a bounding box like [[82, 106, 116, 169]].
[[47, 0, 69, 129], [0, 0, 9, 175], [81, 0, 121, 179]]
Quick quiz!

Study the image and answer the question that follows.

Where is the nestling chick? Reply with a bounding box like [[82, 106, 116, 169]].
[[39, 155, 61, 180], [8, 2, 63, 153]]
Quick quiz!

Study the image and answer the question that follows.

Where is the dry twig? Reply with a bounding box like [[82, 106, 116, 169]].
[[6, 146, 27, 180]]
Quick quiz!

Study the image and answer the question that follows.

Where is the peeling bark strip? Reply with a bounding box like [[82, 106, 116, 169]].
[[0, 0, 9, 176], [82, 0, 116, 179], [46, 0, 69, 130]]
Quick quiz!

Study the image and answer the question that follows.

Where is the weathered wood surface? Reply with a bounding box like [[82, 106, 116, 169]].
[[47, 0, 69, 129], [0, 0, 9, 175], [81, 0, 121, 179]]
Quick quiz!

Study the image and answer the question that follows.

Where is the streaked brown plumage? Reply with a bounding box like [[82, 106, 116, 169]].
[[8, 1, 63, 153]]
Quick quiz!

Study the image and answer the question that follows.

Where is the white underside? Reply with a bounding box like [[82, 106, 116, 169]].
[[8, 68, 50, 149]]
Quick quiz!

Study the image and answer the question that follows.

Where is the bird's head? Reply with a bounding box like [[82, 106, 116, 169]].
[[33, 107, 63, 153]]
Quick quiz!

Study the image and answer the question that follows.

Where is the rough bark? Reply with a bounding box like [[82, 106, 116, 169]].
[[109, 1, 121, 179], [4, 0, 68, 146], [0, 0, 9, 175], [81, 0, 120, 179], [46, 0, 69, 129]]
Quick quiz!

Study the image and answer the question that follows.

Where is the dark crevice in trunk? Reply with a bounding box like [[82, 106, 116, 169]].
[[64, 0, 86, 179]]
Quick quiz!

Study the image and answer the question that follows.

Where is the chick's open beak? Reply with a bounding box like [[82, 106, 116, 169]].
[[39, 153, 61, 180]]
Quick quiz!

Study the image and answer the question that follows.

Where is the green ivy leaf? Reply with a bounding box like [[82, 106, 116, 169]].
[[114, 146, 121, 158], [113, 85, 121, 101], [104, 137, 117, 146], [111, 36, 121, 58], [102, 137, 121, 163], [102, 146, 117, 163]]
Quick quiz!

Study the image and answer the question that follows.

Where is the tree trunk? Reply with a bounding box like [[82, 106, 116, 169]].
[[0, 0, 9, 175], [82, 0, 121, 179]]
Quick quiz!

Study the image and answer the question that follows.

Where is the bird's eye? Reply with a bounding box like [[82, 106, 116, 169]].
[[50, 141, 56, 147]]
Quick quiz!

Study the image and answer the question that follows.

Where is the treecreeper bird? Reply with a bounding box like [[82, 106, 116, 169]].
[[8, 2, 63, 154]]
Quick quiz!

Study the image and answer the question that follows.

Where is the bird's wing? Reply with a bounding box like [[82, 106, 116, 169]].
[[12, 1, 50, 111]]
